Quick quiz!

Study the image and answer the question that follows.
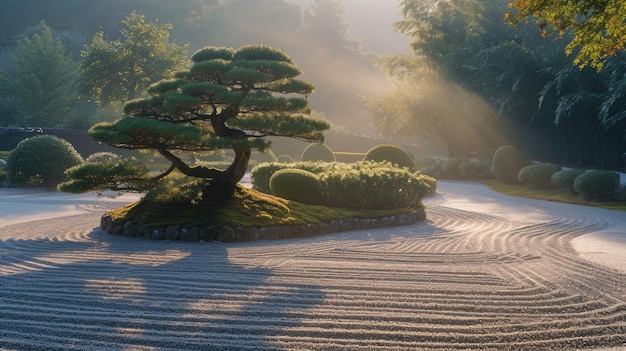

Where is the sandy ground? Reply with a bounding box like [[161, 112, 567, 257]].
[[0, 182, 624, 350]]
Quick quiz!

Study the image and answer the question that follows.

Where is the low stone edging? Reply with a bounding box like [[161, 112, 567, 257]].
[[99, 209, 426, 243]]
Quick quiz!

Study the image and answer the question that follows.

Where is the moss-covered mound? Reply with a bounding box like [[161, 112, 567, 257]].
[[101, 185, 425, 242]]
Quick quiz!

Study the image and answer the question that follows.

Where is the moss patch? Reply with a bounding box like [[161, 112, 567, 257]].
[[107, 185, 417, 228], [482, 179, 626, 212]]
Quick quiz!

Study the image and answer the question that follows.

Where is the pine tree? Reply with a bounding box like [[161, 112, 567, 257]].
[[61, 44, 329, 198], [0, 21, 79, 127]]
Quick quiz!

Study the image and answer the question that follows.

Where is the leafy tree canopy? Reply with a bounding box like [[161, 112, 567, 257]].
[[0, 21, 79, 127], [506, 0, 626, 70], [61, 44, 329, 197], [80, 11, 189, 106]]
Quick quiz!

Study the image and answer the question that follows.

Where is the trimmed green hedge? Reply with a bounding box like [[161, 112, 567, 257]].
[[363, 144, 414, 171], [252, 161, 436, 210], [490, 145, 529, 184], [551, 169, 585, 193], [518, 163, 562, 188], [269, 169, 325, 205], [573, 171, 620, 201]]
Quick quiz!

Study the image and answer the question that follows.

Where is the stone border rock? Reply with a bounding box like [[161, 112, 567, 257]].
[[99, 209, 426, 243]]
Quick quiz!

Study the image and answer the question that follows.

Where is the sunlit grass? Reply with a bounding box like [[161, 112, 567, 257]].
[[482, 179, 626, 212]]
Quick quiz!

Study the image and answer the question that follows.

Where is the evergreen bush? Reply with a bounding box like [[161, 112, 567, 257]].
[[7, 135, 83, 190], [518, 163, 562, 187], [551, 169, 585, 193], [301, 143, 335, 162], [269, 169, 325, 205], [254, 161, 435, 210], [319, 162, 431, 210], [573, 171, 620, 201], [490, 145, 529, 184], [363, 144, 414, 171], [251, 161, 332, 194]]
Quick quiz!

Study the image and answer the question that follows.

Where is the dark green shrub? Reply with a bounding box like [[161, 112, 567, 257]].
[[301, 143, 335, 162], [551, 169, 585, 193], [7, 135, 83, 190], [319, 162, 431, 210], [251, 161, 330, 194], [573, 171, 620, 201], [253, 161, 434, 210], [490, 145, 529, 184], [518, 163, 562, 187], [363, 144, 414, 171], [269, 169, 325, 205]]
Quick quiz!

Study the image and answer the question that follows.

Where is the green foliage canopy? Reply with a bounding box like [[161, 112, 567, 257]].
[[506, 0, 626, 70], [0, 21, 79, 127], [64, 44, 329, 196], [80, 12, 189, 106]]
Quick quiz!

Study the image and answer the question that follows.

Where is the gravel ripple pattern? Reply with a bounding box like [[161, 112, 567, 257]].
[[1, 182, 625, 350]]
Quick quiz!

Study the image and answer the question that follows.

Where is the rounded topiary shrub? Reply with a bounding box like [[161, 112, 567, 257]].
[[518, 163, 562, 188], [363, 144, 414, 171], [573, 170, 620, 201], [7, 135, 83, 190], [301, 143, 335, 162], [490, 145, 529, 184], [269, 169, 326, 205], [551, 169, 585, 193]]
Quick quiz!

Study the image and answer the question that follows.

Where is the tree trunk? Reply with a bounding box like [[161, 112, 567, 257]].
[[222, 146, 251, 188]]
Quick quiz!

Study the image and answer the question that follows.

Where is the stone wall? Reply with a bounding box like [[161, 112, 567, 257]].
[[100, 209, 427, 243]]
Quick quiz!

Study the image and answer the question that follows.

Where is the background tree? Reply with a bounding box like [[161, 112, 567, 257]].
[[367, 0, 500, 157], [61, 44, 329, 197], [506, 0, 626, 70], [0, 21, 79, 127], [368, 0, 626, 168], [80, 12, 189, 107]]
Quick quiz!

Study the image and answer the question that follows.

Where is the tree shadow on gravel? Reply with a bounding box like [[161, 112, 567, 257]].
[[0, 228, 325, 351]]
